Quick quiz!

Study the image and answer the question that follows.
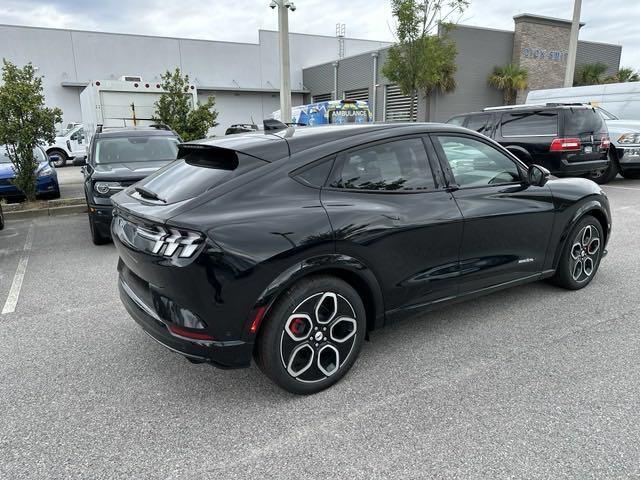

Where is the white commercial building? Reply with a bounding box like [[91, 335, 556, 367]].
[[0, 24, 390, 135]]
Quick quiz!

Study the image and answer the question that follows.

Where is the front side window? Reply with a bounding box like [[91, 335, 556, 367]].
[[436, 135, 522, 188], [330, 138, 435, 191], [94, 136, 179, 164], [501, 111, 558, 137]]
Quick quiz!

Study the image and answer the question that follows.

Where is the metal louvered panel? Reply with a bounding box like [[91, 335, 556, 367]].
[[344, 88, 369, 102], [384, 84, 417, 122], [312, 93, 332, 103]]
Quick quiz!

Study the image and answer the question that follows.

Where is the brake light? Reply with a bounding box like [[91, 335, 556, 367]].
[[550, 138, 581, 152], [601, 136, 611, 151], [168, 324, 215, 342]]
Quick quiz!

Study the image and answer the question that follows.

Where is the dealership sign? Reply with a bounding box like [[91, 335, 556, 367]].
[[522, 47, 568, 62]]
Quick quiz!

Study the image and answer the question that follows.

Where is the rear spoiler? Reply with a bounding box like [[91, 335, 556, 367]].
[[177, 144, 239, 170]]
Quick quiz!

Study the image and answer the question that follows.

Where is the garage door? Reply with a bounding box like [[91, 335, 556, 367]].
[[384, 84, 417, 122]]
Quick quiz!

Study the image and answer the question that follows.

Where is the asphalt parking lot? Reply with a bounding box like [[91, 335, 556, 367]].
[[1, 178, 640, 479]]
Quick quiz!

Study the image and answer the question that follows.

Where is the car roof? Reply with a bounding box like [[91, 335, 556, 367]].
[[96, 127, 178, 138], [185, 123, 466, 161]]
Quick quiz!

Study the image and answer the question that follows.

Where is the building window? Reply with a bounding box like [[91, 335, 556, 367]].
[[312, 93, 332, 103], [384, 84, 417, 122]]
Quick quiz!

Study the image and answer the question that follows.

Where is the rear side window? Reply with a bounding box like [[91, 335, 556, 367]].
[[465, 114, 492, 135], [133, 149, 266, 204], [564, 108, 606, 136], [294, 160, 334, 187], [330, 138, 435, 191], [501, 111, 558, 137]]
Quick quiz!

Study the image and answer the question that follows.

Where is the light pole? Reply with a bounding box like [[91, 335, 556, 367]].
[[564, 0, 582, 87], [270, 0, 296, 123]]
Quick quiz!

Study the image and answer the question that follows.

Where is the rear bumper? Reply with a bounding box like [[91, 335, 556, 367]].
[[557, 158, 609, 176], [119, 276, 253, 369]]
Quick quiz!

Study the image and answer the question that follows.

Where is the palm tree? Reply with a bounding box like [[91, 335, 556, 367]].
[[613, 67, 640, 83], [488, 64, 528, 105], [574, 63, 608, 86]]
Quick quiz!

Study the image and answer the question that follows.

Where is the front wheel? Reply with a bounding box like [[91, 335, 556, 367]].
[[550, 215, 604, 290], [47, 149, 68, 168], [89, 214, 109, 245], [255, 275, 366, 395]]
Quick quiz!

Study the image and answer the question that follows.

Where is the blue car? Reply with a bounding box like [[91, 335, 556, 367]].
[[0, 145, 60, 200]]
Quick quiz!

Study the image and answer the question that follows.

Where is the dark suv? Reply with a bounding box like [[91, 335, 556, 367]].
[[447, 104, 613, 183], [82, 126, 181, 244]]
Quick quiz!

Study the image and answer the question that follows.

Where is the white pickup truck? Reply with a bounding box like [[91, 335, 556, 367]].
[[46, 123, 88, 167]]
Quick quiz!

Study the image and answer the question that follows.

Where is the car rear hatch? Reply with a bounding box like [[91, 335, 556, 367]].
[[111, 134, 288, 224], [558, 107, 610, 162]]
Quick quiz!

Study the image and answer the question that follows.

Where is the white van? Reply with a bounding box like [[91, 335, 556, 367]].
[[527, 83, 640, 179], [526, 82, 640, 119]]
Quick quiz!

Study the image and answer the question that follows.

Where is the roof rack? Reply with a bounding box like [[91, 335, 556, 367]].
[[483, 102, 592, 112], [149, 123, 171, 130]]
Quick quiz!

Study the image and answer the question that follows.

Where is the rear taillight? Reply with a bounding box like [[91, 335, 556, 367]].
[[550, 138, 581, 152], [601, 136, 611, 151]]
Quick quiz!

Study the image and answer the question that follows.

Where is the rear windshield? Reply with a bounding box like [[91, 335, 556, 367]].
[[133, 149, 267, 204], [563, 108, 606, 136], [501, 111, 558, 137], [95, 136, 179, 164]]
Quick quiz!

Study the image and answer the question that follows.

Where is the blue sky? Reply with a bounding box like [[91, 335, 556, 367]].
[[0, 0, 638, 68]]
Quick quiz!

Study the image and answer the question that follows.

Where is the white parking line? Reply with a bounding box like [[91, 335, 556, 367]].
[[1, 223, 34, 315], [604, 185, 640, 192]]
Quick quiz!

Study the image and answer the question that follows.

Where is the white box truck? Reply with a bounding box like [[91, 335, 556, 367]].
[[527, 82, 640, 179], [79, 76, 198, 142]]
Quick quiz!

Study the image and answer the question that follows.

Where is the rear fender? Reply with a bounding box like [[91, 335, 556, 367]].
[[245, 254, 386, 339]]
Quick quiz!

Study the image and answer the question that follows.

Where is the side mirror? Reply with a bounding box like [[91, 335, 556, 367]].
[[528, 164, 550, 187], [48, 154, 61, 166]]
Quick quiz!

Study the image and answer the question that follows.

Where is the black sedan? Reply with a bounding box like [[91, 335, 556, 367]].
[[111, 123, 611, 394]]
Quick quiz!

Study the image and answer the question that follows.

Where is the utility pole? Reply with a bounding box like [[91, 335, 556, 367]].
[[270, 0, 296, 123], [564, 0, 582, 87]]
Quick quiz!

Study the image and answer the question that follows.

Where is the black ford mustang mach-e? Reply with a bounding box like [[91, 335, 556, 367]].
[[111, 123, 611, 394]]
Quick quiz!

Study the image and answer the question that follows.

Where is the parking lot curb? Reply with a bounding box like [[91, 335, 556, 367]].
[[5, 204, 87, 220]]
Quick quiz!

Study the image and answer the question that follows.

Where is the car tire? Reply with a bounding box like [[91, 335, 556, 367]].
[[620, 169, 640, 180], [255, 275, 366, 395], [550, 215, 604, 290], [584, 151, 618, 184], [0, 208, 4, 231], [47, 149, 68, 168], [89, 214, 109, 245]]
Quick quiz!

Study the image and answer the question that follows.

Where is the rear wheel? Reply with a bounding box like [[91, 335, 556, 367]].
[[584, 151, 618, 184], [620, 169, 640, 179], [255, 275, 366, 395], [550, 215, 604, 290], [47, 149, 68, 168]]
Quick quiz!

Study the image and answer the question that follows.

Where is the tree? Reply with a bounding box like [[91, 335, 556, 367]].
[[488, 63, 528, 105], [0, 60, 62, 201], [573, 62, 608, 86], [382, 0, 468, 121], [606, 67, 640, 83], [153, 68, 218, 141]]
